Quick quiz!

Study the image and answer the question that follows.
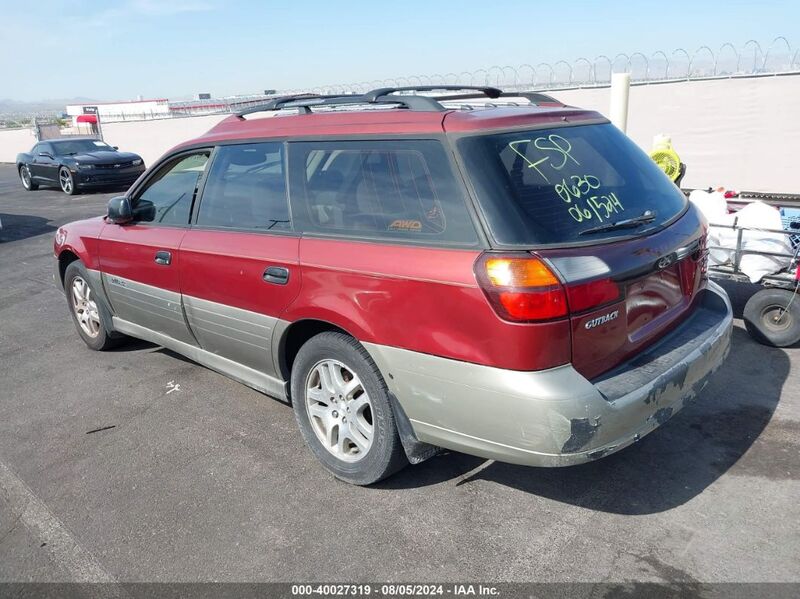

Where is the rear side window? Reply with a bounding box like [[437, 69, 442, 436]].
[[457, 123, 687, 245], [196, 142, 290, 231], [288, 140, 478, 245]]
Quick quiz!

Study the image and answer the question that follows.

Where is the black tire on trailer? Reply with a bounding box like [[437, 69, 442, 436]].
[[743, 288, 800, 347]]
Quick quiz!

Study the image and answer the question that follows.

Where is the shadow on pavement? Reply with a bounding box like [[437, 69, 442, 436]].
[[0, 213, 57, 243], [715, 278, 765, 319], [94, 277, 788, 513], [379, 324, 788, 514]]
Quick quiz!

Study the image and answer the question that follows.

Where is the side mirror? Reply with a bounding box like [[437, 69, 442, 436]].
[[38, 152, 53, 159], [113, 146, 119, 150], [107, 196, 133, 224]]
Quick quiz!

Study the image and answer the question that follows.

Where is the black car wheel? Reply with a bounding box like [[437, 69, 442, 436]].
[[19, 165, 38, 191], [291, 331, 408, 485], [63, 261, 124, 351], [59, 167, 77, 195]]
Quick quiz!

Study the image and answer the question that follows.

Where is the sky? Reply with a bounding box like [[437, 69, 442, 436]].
[[0, 0, 797, 102]]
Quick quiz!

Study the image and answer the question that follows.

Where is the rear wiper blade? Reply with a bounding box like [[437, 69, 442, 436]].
[[578, 210, 657, 236]]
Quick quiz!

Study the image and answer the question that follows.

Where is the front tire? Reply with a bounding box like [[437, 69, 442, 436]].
[[291, 332, 408, 485], [64, 261, 122, 351], [743, 288, 800, 347], [59, 167, 77, 195], [19, 165, 38, 190]]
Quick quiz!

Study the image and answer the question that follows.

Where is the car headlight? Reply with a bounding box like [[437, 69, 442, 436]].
[[132, 159, 143, 166], [76, 163, 94, 170]]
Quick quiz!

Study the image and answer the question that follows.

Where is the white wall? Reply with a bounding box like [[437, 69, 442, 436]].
[[1, 75, 798, 193], [0, 114, 227, 169], [553, 75, 800, 193], [0, 127, 38, 164], [99, 114, 227, 167]]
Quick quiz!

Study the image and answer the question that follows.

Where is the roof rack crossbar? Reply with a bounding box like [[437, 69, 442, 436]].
[[236, 94, 333, 117], [435, 91, 565, 106], [236, 92, 447, 116], [363, 85, 503, 102], [234, 87, 564, 118]]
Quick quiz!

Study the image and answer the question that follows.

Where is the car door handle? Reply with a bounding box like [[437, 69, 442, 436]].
[[263, 266, 289, 285], [154, 250, 172, 266]]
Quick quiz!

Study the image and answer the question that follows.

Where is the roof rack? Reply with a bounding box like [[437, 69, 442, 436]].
[[234, 86, 562, 118], [235, 92, 440, 117], [435, 91, 564, 106], [361, 85, 502, 101], [236, 94, 329, 117]]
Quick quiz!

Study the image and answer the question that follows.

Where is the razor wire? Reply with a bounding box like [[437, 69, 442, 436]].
[[297, 37, 800, 96], [16, 37, 797, 124]]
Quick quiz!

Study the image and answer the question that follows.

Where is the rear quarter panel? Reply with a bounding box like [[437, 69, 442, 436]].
[[283, 238, 571, 371]]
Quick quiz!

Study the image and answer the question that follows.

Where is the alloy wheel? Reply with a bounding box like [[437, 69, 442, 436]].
[[305, 359, 374, 462], [71, 276, 101, 338], [20, 166, 31, 189], [59, 168, 73, 194]]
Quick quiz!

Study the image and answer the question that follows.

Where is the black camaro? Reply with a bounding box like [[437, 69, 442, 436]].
[[16, 138, 145, 195]]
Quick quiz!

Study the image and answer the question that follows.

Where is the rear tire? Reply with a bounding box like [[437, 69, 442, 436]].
[[59, 167, 77, 195], [291, 331, 408, 485], [64, 261, 123, 351], [19, 165, 38, 190], [743, 288, 800, 347]]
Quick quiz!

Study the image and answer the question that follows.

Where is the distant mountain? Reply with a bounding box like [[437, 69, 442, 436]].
[[0, 97, 97, 118]]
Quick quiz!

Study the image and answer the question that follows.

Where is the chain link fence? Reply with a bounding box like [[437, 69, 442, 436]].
[[286, 37, 799, 96]]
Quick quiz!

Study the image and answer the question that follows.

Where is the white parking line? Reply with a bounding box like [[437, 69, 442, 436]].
[[0, 460, 116, 584]]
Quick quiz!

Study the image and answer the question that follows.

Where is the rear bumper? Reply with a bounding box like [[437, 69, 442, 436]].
[[364, 280, 732, 467]]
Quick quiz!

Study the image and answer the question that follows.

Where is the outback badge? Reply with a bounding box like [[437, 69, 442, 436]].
[[585, 310, 620, 329]]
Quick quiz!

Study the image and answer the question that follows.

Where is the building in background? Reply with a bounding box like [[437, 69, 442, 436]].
[[65, 98, 171, 124], [64, 93, 282, 124], [67, 98, 169, 126]]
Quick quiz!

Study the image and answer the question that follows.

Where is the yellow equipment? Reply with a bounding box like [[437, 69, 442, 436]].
[[649, 134, 683, 183]]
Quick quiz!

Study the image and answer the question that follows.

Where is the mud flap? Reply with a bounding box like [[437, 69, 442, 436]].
[[388, 393, 440, 464]]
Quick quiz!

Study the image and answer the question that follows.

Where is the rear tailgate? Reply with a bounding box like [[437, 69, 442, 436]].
[[543, 206, 707, 379]]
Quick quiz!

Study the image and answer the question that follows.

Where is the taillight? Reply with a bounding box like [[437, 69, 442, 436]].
[[679, 252, 706, 297], [476, 253, 625, 322], [566, 278, 622, 312], [475, 253, 568, 322], [699, 233, 709, 277]]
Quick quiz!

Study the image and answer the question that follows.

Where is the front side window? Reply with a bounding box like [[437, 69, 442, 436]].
[[288, 140, 478, 245], [196, 142, 290, 231], [457, 123, 688, 245], [133, 151, 209, 226]]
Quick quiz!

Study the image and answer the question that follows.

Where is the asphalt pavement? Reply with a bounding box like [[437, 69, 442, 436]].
[[0, 163, 798, 588]]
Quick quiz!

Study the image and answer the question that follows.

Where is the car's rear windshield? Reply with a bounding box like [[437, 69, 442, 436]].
[[457, 123, 687, 245]]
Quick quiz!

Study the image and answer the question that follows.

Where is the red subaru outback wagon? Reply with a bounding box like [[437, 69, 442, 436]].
[[54, 87, 732, 485]]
